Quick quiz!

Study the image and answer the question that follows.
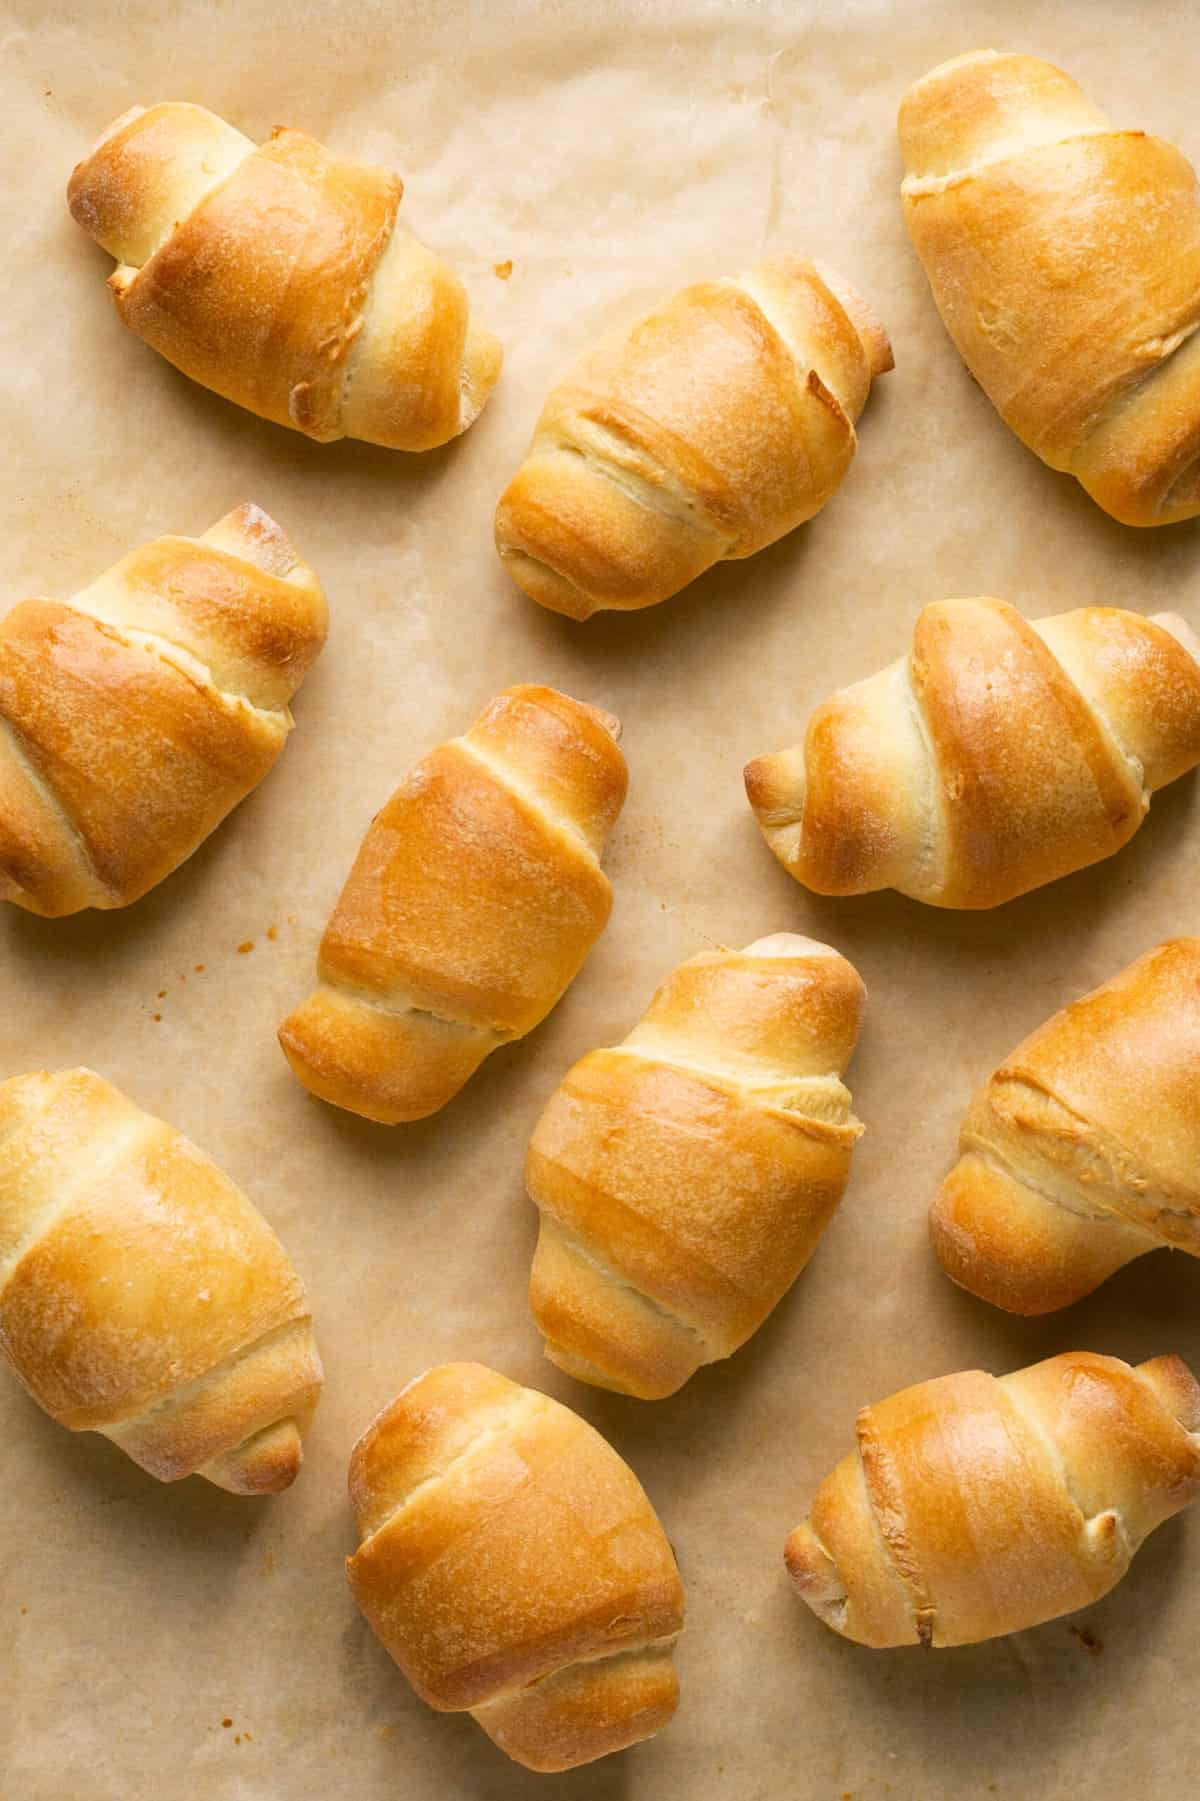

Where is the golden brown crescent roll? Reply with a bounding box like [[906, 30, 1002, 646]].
[[279, 685, 628, 1124], [786, 1350, 1200, 1647], [931, 940, 1200, 1314], [0, 1069, 322, 1493], [346, 1363, 684, 1771], [900, 51, 1200, 525], [68, 103, 500, 450], [0, 503, 327, 916], [494, 257, 891, 617], [745, 598, 1200, 909], [526, 934, 865, 1399]]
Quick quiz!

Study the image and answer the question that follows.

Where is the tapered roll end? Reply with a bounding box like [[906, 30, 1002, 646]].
[[743, 745, 808, 877], [743, 745, 805, 822], [783, 1521, 851, 1635], [202, 503, 307, 580], [462, 324, 504, 433], [527, 1210, 702, 1400], [67, 104, 148, 241], [470, 1645, 680, 1773], [494, 459, 723, 618], [1137, 1354, 1200, 1434], [898, 51, 1104, 185], [493, 544, 602, 620], [341, 226, 502, 451], [68, 101, 253, 266], [930, 1150, 1155, 1315], [1151, 611, 1200, 664], [199, 1416, 305, 1494], [278, 984, 497, 1125], [813, 263, 894, 380]]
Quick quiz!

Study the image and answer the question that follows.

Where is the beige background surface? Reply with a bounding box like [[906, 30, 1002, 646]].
[[3, 2, 1200, 1796]]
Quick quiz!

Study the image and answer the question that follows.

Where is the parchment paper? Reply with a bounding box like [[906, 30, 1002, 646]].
[[4, 4, 1200, 1796]]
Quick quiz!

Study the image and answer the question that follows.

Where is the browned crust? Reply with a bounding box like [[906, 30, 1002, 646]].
[[786, 1351, 1200, 1647], [745, 598, 1200, 909], [525, 938, 865, 1396], [278, 986, 497, 1126], [0, 1069, 322, 1491], [280, 688, 627, 1123], [345, 1364, 683, 1770], [910, 600, 1142, 906], [0, 507, 326, 916], [930, 939, 1200, 1310], [899, 51, 1200, 524], [69, 103, 500, 450], [495, 257, 889, 615], [471, 1645, 679, 1772], [113, 128, 399, 441]]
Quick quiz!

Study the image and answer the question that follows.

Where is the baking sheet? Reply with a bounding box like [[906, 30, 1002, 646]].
[[3, 2, 1200, 1796]]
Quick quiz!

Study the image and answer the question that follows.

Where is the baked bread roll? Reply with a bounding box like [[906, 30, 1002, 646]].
[[931, 939, 1200, 1314], [786, 1351, 1200, 1647], [900, 51, 1200, 525], [279, 685, 628, 1124], [0, 1069, 322, 1493], [0, 504, 327, 916], [494, 257, 891, 617], [745, 598, 1200, 909], [346, 1363, 684, 1771], [526, 934, 865, 1398], [68, 103, 500, 450]]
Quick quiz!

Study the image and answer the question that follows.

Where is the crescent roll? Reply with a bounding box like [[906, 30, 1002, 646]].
[[0, 503, 327, 916], [0, 1069, 322, 1493], [786, 1351, 1200, 1647], [526, 934, 865, 1398], [745, 598, 1200, 909], [68, 103, 500, 450], [279, 685, 628, 1123], [900, 51, 1200, 524], [932, 939, 1200, 1314], [494, 257, 891, 617], [346, 1363, 685, 1771]]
